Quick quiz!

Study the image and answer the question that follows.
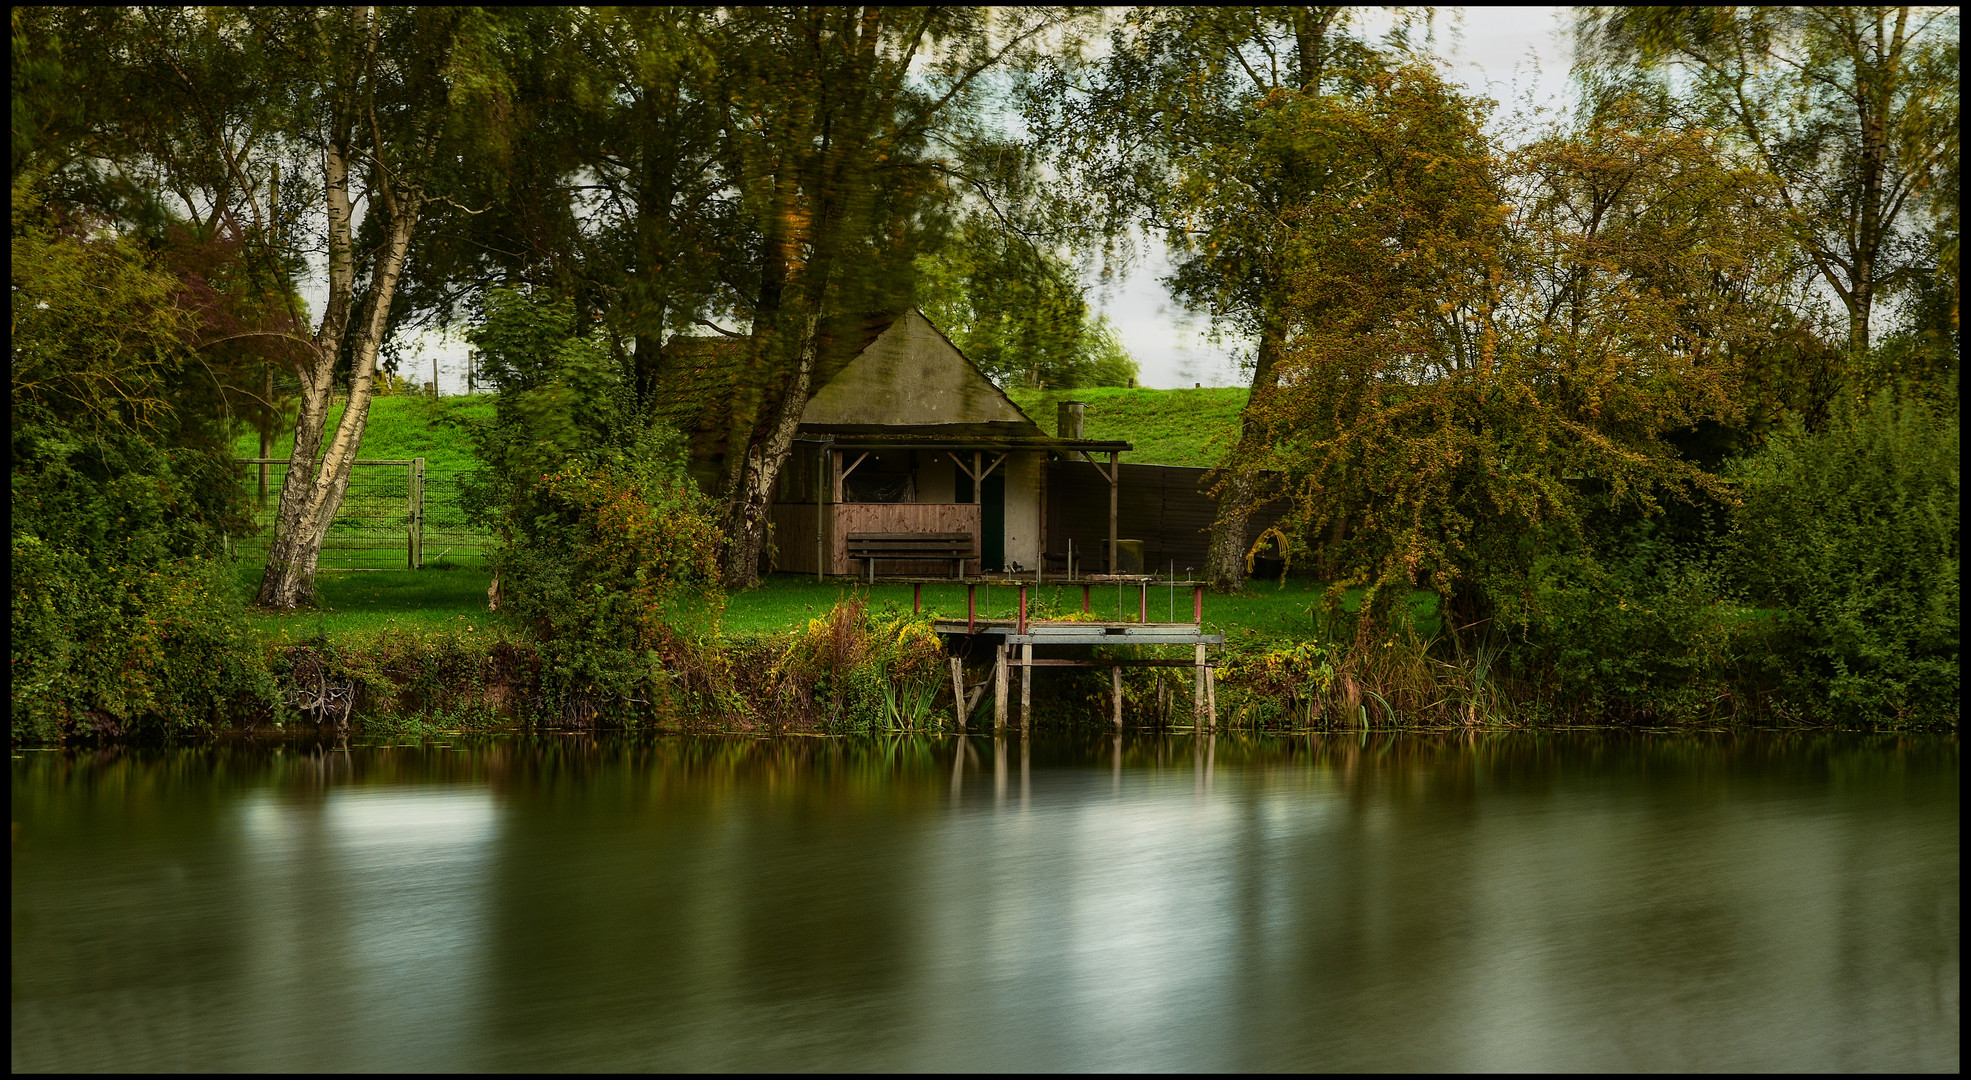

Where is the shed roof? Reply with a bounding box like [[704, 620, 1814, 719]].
[[661, 309, 1083, 459]]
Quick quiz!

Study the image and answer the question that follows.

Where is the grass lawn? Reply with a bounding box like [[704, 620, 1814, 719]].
[[238, 561, 496, 638], [237, 565, 1436, 645], [250, 387, 1246, 471], [677, 573, 1437, 643]]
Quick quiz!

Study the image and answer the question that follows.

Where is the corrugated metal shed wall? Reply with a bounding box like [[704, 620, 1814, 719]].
[[1045, 460, 1293, 574]]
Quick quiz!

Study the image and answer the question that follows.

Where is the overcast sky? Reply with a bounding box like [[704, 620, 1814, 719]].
[[399, 6, 1575, 395]]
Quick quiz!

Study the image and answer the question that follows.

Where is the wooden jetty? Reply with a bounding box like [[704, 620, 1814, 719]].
[[932, 575, 1222, 733]]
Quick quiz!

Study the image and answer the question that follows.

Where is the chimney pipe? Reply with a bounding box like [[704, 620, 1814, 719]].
[[1057, 400, 1086, 440]]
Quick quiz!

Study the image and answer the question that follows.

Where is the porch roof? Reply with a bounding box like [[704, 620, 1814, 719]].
[[796, 431, 1132, 454]]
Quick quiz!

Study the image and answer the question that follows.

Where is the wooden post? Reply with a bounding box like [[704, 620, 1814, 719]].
[[1082, 583, 1091, 613], [1037, 451, 1047, 584], [1020, 641, 1033, 732], [1137, 580, 1147, 623], [1107, 450, 1119, 572], [913, 582, 923, 614], [994, 643, 1008, 729], [950, 656, 967, 731], [407, 458, 425, 570], [1017, 583, 1028, 634], [257, 369, 272, 509], [816, 444, 825, 581], [1193, 584, 1204, 626], [1112, 666, 1123, 729], [1194, 643, 1206, 726], [1206, 663, 1217, 731], [967, 583, 976, 633]]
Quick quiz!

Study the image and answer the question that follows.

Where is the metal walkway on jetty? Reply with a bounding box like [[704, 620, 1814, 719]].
[[932, 575, 1223, 732]]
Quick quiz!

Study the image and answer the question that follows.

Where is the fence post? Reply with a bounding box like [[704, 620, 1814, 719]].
[[409, 457, 425, 569]]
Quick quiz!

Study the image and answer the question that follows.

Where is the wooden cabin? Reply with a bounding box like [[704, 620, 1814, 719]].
[[666, 309, 1130, 577]]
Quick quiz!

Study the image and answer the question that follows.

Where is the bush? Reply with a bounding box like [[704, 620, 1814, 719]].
[[783, 597, 949, 733], [11, 394, 271, 742], [1727, 391, 1959, 725], [1506, 548, 1746, 722], [496, 456, 724, 713], [12, 524, 274, 741]]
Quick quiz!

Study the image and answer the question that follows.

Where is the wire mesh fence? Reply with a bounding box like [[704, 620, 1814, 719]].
[[235, 458, 491, 571]]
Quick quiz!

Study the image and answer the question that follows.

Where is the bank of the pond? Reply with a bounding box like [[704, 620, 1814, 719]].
[[16, 568, 1950, 746]]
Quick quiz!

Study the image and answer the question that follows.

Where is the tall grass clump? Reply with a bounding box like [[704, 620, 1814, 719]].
[[739, 595, 950, 733]]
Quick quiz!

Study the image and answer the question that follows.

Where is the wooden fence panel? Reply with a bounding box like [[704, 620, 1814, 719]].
[[769, 503, 823, 575], [1045, 461, 1291, 576]]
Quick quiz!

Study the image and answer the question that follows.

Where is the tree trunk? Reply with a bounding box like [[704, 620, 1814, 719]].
[[1203, 14, 1332, 594], [256, 128, 422, 607], [1203, 314, 1285, 592], [719, 317, 817, 587]]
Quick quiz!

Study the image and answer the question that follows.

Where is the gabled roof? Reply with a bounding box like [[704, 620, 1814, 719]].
[[659, 309, 1048, 459]]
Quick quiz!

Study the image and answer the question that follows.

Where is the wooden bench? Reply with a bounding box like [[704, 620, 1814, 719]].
[[846, 531, 973, 583]]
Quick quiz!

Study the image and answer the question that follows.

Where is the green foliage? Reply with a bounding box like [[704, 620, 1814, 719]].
[[765, 597, 950, 734], [464, 286, 632, 505], [1503, 548, 1747, 723], [497, 458, 723, 710], [1727, 391, 1959, 723], [269, 628, 539, 735], [11, 182, 274, 742], [915, 215, 1139, 389], [12, 536, 274, 742], [463, 286, 726, 712]]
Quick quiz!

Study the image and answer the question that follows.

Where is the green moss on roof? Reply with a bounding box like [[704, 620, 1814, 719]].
[[1007, 386, 1248, 469]]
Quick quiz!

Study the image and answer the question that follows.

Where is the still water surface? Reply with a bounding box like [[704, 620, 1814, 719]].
[[12, 733, 1959, 1071]]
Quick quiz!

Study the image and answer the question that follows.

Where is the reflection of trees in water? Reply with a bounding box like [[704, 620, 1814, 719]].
[[15, 731, 1955, 821]]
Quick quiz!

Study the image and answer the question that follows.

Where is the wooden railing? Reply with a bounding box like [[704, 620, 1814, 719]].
[[770, 501, 982, 576]]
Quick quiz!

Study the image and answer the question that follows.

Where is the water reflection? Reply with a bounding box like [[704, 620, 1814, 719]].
[[12, 733, 1959, 1071]]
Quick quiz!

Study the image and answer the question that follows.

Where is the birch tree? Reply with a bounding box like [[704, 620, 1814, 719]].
[[235, 7, 516, 608], [1575, 6, 1960, 358]]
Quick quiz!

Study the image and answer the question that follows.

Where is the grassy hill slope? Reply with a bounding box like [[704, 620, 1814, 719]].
[[242, 386, 1249, 471], [1007, 386, 1246, 468], [233, 393, 491, 471]]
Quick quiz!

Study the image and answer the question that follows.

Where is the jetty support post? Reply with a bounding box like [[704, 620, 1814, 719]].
[[950, 656, 967, 731], [1194, 643, 1206, 727], [1112, 666, 1123, 729], [1206, 660, 1217, 731], [1020, 642, 1033, 732], [994, 642, 1008, 729]]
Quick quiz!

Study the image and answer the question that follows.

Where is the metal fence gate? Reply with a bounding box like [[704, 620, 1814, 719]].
[[237, 458, 490, 570]]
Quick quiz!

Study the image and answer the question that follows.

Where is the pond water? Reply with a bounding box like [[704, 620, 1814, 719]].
[[11, 732, 1959, 1072]]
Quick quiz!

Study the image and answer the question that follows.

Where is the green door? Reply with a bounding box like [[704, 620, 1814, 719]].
[[956, 469, 1006, 572]]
